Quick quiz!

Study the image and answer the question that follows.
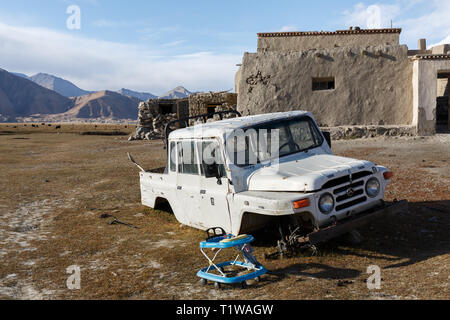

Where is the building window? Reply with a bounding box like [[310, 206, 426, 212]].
[[207, 105, 218, 119], [159, 104, 175, 115], [312, 77, 335, 91]]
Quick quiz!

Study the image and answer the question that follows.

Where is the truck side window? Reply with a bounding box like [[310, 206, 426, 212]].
[[177, 142, 183, 173], [198, 141, 226, 177], [169, 142, 176, 172], [179, 140, 199, 175]]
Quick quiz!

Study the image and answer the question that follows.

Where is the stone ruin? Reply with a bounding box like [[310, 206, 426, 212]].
[[130, 92, 238, 140], [188, 91, 238, 125], [129, 98, 189, 140], [189, 91, 237, 116]]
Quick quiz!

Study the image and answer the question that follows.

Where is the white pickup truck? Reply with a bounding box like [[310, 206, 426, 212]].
[[130, 110, 406, 249]]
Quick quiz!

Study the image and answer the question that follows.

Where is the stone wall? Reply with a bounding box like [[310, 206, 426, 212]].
[[132, 99, 184, 140], [189, 92, 237, 117], [131, 93, 238, 140], [322, 125, 416, 140], [236, 44, 413, 127]]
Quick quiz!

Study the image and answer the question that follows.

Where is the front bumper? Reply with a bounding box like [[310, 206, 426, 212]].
[[305, 200, 408, 245]]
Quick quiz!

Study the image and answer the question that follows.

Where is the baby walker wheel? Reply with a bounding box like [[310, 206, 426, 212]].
[[214, 282, 222, 290], [241, 281, 247, 289], [200, 278, 207, 285]]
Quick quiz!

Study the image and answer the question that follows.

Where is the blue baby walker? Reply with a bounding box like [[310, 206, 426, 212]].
[[197, 227, 267, 289]]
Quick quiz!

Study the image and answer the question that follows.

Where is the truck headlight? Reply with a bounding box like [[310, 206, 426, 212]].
[[319, 193, 334, 214], [365, 177, 380, 198]]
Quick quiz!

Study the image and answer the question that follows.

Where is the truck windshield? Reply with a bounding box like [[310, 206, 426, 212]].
[[227, 116, 324, 167]]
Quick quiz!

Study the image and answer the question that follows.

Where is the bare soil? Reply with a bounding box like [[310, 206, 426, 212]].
[[0, 126, 448, 300]]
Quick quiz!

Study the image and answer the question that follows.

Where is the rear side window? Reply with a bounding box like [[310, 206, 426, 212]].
[[197, 141, 226, 178], [169, 142, 176, 172], [178, 140, 199, 175]]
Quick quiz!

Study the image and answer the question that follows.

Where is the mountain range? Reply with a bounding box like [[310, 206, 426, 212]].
[[0, 68, 72, 118], [28, 73, 92, 98], [117, 88, 157, 101], [159, 86, 193, 99], [0, 68, 193, 121]]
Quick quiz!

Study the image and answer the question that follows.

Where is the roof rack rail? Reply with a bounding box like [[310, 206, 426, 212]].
[[164, 110, 242, 149]]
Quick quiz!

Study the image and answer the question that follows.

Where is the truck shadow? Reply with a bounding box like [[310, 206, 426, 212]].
[[331, 200, 450, 269], [255, 200, 449, 279], [267, 263, 361, 281]]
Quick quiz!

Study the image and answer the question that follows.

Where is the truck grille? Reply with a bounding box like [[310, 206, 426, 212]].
[[322, 171, 373, 212], [336, 197, 367, 211], [322, 171, 372, 189]]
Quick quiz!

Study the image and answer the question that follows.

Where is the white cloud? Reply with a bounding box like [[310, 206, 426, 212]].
[[342, 1, 450, 48], [398, 0, 450, 47], [280, 26, 297, 32], [343, 3, 400, 29], [0, 21, 240, 95], [428, 35, 450, 48], [91, 19, 128, 28], [160, 40, 187, 48]]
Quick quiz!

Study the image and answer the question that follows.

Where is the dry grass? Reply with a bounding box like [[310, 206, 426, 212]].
[[0, 123, 136, 135], [0, 126, 448, 300]]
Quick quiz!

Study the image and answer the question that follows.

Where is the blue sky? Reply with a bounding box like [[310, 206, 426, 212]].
[[0, 0, 449, 95]]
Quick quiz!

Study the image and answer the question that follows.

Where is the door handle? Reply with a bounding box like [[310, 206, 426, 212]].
[[177, 186, 182, 190], [200, 190, 206, 194]]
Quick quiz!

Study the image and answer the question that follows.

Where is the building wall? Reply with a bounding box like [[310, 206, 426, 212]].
[[176, 99, 190, 120], [189, 92, 237, 117], [412, 59, 450, 134], [258, 32, 400, 52], [237, 44, 413, 127], [431, 44, 450, 55]]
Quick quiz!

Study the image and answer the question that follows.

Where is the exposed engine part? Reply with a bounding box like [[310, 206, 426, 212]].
[[264, 217, 318, 260]]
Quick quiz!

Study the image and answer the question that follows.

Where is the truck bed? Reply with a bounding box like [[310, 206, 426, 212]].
[[147, 167, 167, 174]]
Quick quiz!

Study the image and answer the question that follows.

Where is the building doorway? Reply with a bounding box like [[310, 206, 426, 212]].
[[436, 72, 450, 133], [207, 104, 219, 119]]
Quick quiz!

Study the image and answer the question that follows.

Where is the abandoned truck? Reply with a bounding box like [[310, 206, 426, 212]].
[[129, 110, 406, 247]]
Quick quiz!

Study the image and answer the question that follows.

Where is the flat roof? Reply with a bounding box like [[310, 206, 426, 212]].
[[169, 111, 312, 139], [258, 28, 402, 38], [411, 54, 450, 60]]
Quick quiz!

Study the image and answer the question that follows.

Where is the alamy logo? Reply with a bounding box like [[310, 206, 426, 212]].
[[367, 265, 381, 290], [66, 5, 81, 30], [66, 265, 81, 290]]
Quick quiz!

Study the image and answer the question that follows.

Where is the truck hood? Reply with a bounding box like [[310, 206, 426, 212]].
[[247, 154, 374, 192]]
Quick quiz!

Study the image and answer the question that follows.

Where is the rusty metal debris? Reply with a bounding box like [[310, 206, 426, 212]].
[[100, 213, 137, 229], [265, 200, 408, 260]]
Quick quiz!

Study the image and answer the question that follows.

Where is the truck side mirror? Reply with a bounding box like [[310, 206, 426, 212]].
[[323, 131, 332, 149], [204, 162, 222, 185]]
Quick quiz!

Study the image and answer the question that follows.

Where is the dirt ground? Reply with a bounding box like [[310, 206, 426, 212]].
[[0, 125, 448, 300]]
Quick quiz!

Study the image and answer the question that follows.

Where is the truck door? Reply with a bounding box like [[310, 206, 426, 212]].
[[197, 140, 232, 233], [175, 140, 202, 228]]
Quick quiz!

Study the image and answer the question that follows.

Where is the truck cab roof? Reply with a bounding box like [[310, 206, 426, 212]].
[[168, 111, 312, 140]]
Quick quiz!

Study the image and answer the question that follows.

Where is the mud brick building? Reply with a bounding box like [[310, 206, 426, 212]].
[[235, 27, 450, 135]]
